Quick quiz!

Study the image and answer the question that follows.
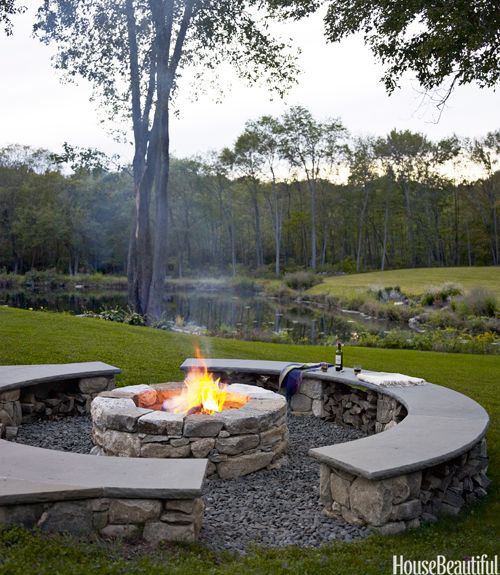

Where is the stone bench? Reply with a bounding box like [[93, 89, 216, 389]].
[[0, 362, 121, 437], [181, 358, 490, 534], [0, 438, 206, 543], [0, 362, 207, 543]]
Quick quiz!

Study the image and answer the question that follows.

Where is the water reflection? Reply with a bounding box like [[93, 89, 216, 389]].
[[0, 288, 392, 345]]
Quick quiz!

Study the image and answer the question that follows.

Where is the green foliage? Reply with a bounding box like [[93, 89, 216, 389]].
[[264, 282, 297, 300], [84, 305, 146, 326], [421, 283, 463, 306], [462, 288, 497, 318], [0, 0, 26, 36], [358, 300, 416, 323], [338, 256, 356, 274], [284, 271, 322, 291], [24, 269, 65, 289], [2, 121, 500, 279], [0, 307, 499, 574], [321, 0, 500, 96], [0, 148, 133, 275], [357, 328, 499, 355]]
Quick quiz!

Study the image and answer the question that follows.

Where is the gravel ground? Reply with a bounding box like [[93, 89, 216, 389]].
[[14, 413, 370, 552], [15, 415, 94, 454]]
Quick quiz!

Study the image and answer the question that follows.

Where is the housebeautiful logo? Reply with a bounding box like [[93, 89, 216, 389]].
[[393, 555, 499, 575]]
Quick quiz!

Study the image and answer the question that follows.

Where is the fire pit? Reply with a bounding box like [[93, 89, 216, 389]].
[[91, 364, 288, 479]]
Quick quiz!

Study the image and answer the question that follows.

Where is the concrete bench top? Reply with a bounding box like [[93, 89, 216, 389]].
[[181, 358, 490, 480], [0, 362, 121, 393], [0, 439, 207, 505]]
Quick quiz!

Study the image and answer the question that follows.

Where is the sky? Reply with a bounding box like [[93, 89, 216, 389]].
[[1, 2, 499, 164]]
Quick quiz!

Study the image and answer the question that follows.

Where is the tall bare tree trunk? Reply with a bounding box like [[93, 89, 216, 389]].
[[273, 182, 281, 276], [401, 178, 416, 266], [356, 184, 370, 272], [251, 187, 264, 268], [143, 0, 194, 322], [266, 178, 282, 276], [381, 199, 389, 271], [453, 187, 460, 266], [491, 193, 499, 265], [126, 0, 155, 314], [309, 178, 317, 270], [228, 192, 237, 277], [466, 222, 472, 266]]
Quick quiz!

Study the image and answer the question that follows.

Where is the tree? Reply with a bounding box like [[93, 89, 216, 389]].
[[376, 131, 424, 267], [280, 106, 346, 270], [466, 131, 500, 265], [245, 116, 285, 275], [231, 129, 266, 268], [347, 137, 377, 272], [36, 0, 299, 321], [269, 0, 500, 104], [204, 151, 239, 276], [1, 0, 25, 35]]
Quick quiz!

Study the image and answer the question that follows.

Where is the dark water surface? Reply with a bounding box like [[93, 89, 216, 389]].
[[0, 287, 394, 345]]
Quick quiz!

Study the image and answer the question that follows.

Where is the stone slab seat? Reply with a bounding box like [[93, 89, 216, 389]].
[[181, 358, 490, 480], [0, 362, 122, 393], [0, 439, 207, 505]]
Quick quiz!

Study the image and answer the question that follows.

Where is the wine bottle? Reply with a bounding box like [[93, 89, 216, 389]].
[[335, 341, 343, 372]]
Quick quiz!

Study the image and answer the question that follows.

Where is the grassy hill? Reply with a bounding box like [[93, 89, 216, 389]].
[[308, 267, 500, 298], [0, 307, 498, 575]]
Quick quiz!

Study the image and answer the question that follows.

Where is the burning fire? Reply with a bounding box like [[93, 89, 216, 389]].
[[162, 351, 248, 415]]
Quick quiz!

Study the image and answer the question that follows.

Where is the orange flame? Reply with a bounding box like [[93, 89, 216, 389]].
[[179, 365, 227, 414], [162, 349, 246, 415]]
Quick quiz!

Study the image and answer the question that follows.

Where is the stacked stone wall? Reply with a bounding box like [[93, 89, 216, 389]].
[[91, 384, 288, 479], [202, 368, 489, 534], [0, 496, 204, 543], [319, 437, 489, 534], [210, 371, 407, 433], [0, 376, 115, 440]]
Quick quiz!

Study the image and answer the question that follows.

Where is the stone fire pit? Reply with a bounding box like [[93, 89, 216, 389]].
[[91, 382, 288, 479]]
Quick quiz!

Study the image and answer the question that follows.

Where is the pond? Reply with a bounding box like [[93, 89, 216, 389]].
[[0, 287, 401, 346]]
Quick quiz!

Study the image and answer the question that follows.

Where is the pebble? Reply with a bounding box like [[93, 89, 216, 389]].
[[15, 415, 93, 454], [14, 413, 370, 552]]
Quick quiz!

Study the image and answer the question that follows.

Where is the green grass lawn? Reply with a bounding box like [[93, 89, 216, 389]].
[[308, 266, 500, 298], [0, 307, 498, 575]]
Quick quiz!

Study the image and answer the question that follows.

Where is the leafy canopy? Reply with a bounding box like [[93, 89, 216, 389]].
[[0, 0, 26, 35], [34, 0, 300, 130], [268, 0, 500, 97]]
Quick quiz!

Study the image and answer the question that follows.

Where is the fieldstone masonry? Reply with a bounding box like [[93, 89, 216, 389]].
[[191, 365, 490, 534], [320, 437, 489, 533], [1, 360, 491, 541], [203, 371, 406, 433], [0, 375, 115, 440], [0, 496, 204, 543], [91, 383, 288, 479]]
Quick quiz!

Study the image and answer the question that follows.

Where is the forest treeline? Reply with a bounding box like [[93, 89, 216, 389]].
[[0, 111, 498, 277]]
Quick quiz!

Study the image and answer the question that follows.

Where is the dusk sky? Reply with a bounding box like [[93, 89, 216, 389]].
[[1, 2, 499, 163]]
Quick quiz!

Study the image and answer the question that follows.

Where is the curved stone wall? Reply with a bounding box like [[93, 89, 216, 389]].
[[92, 383, 288, 479], [183, 360, 490, 534]]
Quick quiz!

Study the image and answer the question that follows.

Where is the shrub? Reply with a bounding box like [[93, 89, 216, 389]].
[[98, 306, 126, 322], [354, 327, 500, 354], [337, 256, 356, 274], [265, 283, 296, 300], [25, 269, 65, 289], [283, 271, 322, 291], [463, 288, 497, 317], [338, 290, 374, 311], [324, 294, 341, 309], [359, 299, 386, 318], [83, 305, 145, 326], [421, 283, 463, 306]]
